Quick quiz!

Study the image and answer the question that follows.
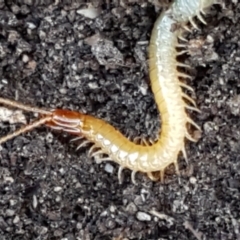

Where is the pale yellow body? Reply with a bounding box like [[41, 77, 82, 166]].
[[72, 0, 217, 180], [0, 0, 217, 182]]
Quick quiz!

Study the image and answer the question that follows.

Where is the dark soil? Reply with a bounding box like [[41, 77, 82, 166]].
[[0, 0, 239, 239]]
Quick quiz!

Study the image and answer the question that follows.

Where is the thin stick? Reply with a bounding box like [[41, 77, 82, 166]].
[[0, 116, 52, 144], [0, 97, 52, 115]]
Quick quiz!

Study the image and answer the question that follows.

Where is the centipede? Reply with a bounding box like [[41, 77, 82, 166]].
[[0, 0, 219, 184]]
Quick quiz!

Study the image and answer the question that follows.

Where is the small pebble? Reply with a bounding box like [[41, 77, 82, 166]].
[[54, 186, 63, 192], [136, 212, 151, 221], [13, 215, 20, 224], [6, 209, 15, 217], [104, 163, 114, 173]]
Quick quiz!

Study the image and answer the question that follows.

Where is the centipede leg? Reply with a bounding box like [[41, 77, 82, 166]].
[[185, 104, 201, 113], [76, 140, 91, 150], [131, 171, 137, 185], [182, 93, 197, 107], [176, 50, 188, 56], [133, 136, 141, 144], [149, 137, 155, 145], [160, 170, 165, 183], [88, 144, 99, 157], [185, 131, 197, 142], [141, 138, 150, 146], [179, 82, 194, 92], [187, 117, 201, 131], [183, 25, 192, 33], [147, 172, 159, 181], [178, 72, 193, 80], [181, 146, 188, 164], [91, 149, 105, 158], [174, 161, 180, 176], [178, 35, 188, 42], [188, 17, 199, 30], [118, 166, 124, 184], [196, 13, 207, 24], [177, 43, 187, 48], [177, 62, 191, 69]]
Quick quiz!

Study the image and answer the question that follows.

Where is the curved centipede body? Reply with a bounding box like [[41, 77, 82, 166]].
[[0, 0, 219, 184], [46, 0, 218, 183]]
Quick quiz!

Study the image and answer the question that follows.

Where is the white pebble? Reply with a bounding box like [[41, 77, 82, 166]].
[[6, 209, 15, 217], [54, 186, 63, 192], [190, 176, 197, 184], [77, 8, 101, 19], [104, 163, 114, 174], [22, 54, 29, 63], [136, 212, 151, 221], [26, 22, 37, 29], [33, 195, 38, 209], [13, 215, 20, 224]]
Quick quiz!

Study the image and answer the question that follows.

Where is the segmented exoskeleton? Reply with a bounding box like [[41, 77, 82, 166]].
[[0, 0, 219, 184]]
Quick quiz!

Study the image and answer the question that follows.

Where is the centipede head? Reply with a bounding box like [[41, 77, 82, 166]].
[[45, 109, 85, 135]]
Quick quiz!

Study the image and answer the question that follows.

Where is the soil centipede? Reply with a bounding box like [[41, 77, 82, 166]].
[[0, 0, 219, 184]]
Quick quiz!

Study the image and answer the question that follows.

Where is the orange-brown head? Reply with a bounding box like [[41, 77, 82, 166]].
[[46, 109, 85, 135]]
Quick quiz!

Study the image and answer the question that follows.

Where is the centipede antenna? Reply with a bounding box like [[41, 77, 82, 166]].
[[0, 97, 52, 115], [0, 116, 52, 145]]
